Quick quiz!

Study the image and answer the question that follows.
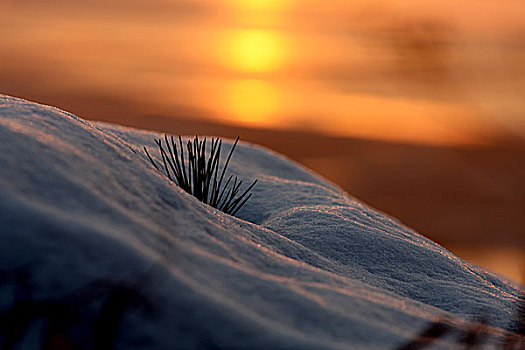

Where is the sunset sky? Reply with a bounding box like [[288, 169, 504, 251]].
[[1, 0, 525, 145]]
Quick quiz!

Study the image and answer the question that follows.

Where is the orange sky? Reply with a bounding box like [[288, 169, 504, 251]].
[[1, 0, 525, 145]]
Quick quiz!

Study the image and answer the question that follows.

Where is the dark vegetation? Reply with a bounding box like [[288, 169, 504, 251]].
[[0, 265, 523, 349], [0, 265, 156, 349], [144, 135, 257, 216], [396, 298, 525, 349]]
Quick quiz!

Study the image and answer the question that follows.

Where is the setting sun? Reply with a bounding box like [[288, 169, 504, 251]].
[[225, 30, 284, 72]]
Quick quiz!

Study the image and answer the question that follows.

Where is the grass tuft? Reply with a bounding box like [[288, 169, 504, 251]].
[[144, 135, 257, 216]]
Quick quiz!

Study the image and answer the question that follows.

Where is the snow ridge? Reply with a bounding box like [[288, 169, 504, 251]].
[[0, 95, 522, 349]]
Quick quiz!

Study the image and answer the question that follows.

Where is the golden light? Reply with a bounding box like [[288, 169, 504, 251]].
[[313, 94, 487, 145], [226, 30, 284, 72], [226, 0, 290, 25], [226, 79, 279, 125], [229, 0, 290, 11]]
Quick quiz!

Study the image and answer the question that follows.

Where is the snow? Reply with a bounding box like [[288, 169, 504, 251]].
[[0, 94, 523, 349]]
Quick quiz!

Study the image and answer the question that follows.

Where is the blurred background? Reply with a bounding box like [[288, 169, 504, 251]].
[[1, 0, 524, 284]]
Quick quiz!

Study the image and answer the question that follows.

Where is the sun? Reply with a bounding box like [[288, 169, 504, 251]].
[[226, 30, 284, 72]]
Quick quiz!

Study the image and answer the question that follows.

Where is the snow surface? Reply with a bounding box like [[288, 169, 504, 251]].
[[0, 94, 523, 349]]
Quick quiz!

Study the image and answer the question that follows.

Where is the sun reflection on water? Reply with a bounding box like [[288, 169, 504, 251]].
[[226, 79, 279, 126]]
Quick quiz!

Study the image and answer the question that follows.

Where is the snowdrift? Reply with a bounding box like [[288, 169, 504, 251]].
[[0, 95, 523, 349]]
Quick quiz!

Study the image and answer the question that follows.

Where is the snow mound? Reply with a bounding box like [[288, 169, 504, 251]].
[[0, 95, 523, 349]]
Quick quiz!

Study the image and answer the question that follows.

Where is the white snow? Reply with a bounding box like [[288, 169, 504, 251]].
[[0, 94, 523, 349]]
